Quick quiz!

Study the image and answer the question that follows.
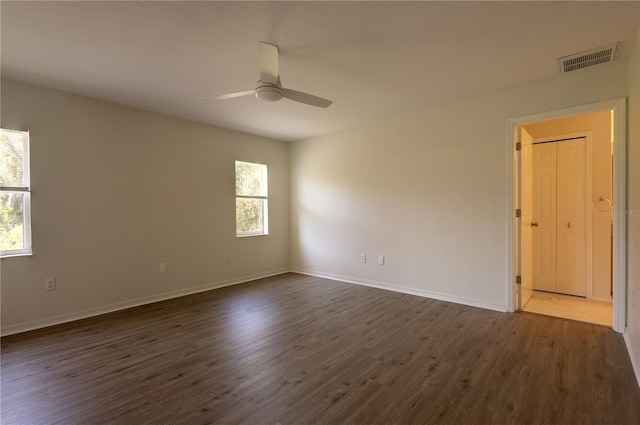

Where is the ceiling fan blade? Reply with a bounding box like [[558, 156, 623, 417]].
[[212, 90, 255, 101], [282, 88, 333, 108], [259, 41, 279, 84]]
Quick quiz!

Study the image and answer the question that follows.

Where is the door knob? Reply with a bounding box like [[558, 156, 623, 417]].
[[531, 222, 538, 228]]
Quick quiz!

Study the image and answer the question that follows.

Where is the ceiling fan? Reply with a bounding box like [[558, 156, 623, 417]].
[[214, 42, 332, 108]]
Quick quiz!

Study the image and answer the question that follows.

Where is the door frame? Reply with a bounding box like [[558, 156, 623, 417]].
[[515, 126, 534, 310], [506, 98, 626, 333]]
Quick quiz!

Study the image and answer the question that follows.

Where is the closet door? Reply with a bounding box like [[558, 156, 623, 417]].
[[532, 138, 586, 296], [533, 143, 557, 292], [556, 139, 586, 296]]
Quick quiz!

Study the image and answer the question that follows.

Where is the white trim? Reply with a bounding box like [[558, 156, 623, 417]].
[[0, 191, 32, 258], [506, 98, 626, 333], [623, 329, 640, 389], [586, 134, 594, 300], [611, 99, 627, 333], [507, 126, 517, 311], [515, 127, 523, 310], [0, 268, 290, 337], [592, 296, 614, 303], [293, 268, 507, 313], [0, 126, 32, 258]]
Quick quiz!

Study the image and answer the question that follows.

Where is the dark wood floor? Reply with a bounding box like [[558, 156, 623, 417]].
[[2, 273, 639, 425]]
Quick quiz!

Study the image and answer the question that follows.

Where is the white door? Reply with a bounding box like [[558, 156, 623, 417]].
[[556, 139, 586, 296], [533, 143, 557, 292], [531, 138, 586, 296], [518, 127, 534, 309]]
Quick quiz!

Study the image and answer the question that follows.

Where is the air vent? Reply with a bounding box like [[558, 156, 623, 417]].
[[559, 43, 618, 73]]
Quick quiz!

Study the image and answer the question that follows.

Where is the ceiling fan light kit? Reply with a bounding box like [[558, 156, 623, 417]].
[[255, 82, 284, 102], [214, 41, 332, 108]]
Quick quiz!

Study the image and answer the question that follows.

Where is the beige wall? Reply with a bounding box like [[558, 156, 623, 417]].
[[626, 26, 640, 380], [290, 60, 628, 311], [0, 79, 290, 335], [524, 112, 612, 301]]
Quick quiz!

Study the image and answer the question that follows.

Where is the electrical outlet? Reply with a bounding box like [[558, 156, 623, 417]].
[[225, 256, 231, 263], [360, 254, 367, 263], [45, 278, 56, 291], [377, 255, 385, 265], [159, 263, 167, 274]]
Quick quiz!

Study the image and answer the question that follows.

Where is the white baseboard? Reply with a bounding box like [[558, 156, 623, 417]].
[[591, 296, 614, 303], [292, 268, 507, 313], [623, 328, 640, 389], [1, 269, 290, 337]]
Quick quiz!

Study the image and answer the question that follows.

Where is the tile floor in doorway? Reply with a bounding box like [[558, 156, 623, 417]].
[[522, 290, 613, 326]]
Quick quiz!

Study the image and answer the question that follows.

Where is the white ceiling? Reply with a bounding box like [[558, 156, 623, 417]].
[[1, 1, 639, 142]]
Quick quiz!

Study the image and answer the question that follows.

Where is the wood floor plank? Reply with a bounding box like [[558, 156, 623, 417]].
[[2, 272, 639, 424]]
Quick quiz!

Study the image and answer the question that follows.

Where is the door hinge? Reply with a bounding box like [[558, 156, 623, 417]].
[[516, 276, 522, 284], [515, 208, 521, 218], [516, 142, 522, 151]]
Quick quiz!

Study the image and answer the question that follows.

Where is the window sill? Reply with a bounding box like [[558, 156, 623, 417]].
[[236, 233, 269, 238], [1, 251, 33, 259]]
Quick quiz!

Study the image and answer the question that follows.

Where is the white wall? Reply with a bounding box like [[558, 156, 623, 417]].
[[0, 79, 290, 335], [290, 60, 629, 312], [524, 111, 612, 301], [625, 26, 640, 383]]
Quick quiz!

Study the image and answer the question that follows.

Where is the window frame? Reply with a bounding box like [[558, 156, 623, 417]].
[[1, 129, 32, 258], [235, 160, 269, 237]]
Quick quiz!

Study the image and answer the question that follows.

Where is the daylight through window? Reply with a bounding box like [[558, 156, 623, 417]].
[[235, 160, 268, 237], [1, 128, 32, 257]]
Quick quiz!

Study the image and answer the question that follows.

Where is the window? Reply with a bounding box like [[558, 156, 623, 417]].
[[235, 160, 268, 236], [1, 128, 32, 257]]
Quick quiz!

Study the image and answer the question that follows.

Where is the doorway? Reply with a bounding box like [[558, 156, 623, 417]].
[[524, 126, 611, 326], [507, 99, 626, 333]]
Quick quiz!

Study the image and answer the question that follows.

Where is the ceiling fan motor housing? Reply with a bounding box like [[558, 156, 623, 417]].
[[255, 82, 283, 102], [214, 43, 331, 107]]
